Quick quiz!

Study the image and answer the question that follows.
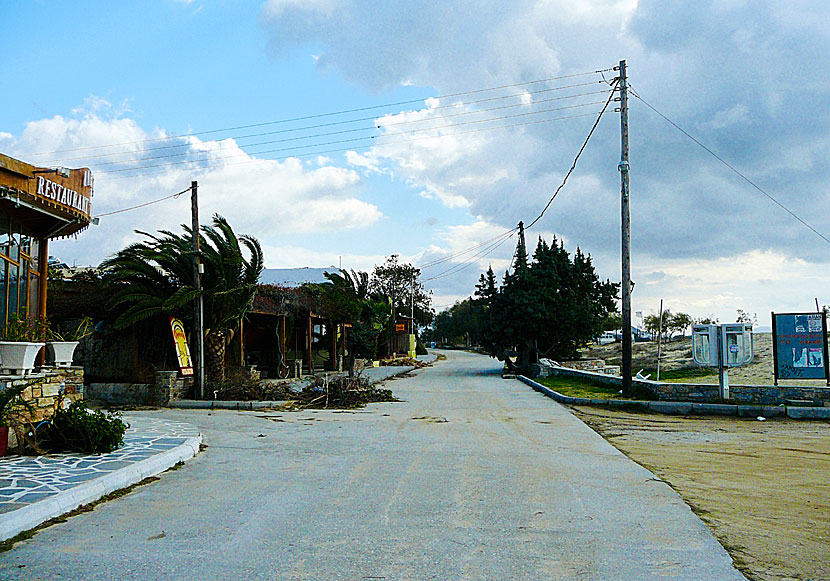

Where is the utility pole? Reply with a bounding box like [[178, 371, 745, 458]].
[[517, 221, 526, 263], [618, 59, 633, 396], [191, 181, 205, 399]]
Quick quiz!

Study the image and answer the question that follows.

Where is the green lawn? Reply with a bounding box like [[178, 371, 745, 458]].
[[536, 375, 655, 400], [639, 367, 716, 381]]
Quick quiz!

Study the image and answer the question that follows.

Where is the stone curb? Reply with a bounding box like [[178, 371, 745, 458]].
[[171, 400, 288, 410], [0, 432, 202, 543], [518, 376, 830, 420]]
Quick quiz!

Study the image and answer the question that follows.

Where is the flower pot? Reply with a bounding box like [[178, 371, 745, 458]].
[[0, 341, 44, 375], [0, 426, 8, 457], [46, 341, 80, 367]]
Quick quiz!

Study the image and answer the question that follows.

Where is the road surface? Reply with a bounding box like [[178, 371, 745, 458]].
[[1, 350, 742, 579]]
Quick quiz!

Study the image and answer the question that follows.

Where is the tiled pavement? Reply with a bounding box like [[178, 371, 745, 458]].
[[0, 415, 202, 542]]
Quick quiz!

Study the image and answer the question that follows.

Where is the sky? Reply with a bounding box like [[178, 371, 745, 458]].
[[2, 0, 830, 327]]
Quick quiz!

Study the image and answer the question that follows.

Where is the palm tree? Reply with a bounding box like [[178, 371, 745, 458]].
[[101, 214, 263, 385]]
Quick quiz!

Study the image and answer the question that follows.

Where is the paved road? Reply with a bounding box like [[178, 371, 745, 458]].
[[0, 351, 742, 579]]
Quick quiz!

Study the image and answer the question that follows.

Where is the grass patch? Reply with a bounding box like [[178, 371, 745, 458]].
[[640, 366, 716, 381], [537, 375, 654, 400]]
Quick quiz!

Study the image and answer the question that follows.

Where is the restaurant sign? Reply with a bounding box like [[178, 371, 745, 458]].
[[36, 175, 91, 215]]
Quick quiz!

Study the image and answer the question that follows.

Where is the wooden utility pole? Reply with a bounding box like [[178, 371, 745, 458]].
[[618, 59, 633, 396], [191, 181, 205, 399]]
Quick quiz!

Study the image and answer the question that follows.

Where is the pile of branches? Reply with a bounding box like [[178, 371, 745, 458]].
[[212, 368, 289, 401], [378, 356, 429, 368], [289, 374, 397, 409]]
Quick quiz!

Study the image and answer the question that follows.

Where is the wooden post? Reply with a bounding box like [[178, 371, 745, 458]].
[[239, 319, 244, 367], [618, 59, 633, 397], [191, 181, 204, 398]]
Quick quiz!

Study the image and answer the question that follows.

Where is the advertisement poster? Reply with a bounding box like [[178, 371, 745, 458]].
[[772, 312, 828, 382], [169, 317, 194, 376]]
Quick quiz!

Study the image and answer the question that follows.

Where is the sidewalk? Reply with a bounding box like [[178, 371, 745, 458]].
[[0, 415, 202, 542]]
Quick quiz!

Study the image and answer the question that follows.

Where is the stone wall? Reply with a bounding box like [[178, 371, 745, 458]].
[[0, 367, 84, 422], [87, 372, 192, 407], [546, 364, 830, 406]]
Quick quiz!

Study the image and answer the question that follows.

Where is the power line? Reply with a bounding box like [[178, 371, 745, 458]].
[[629, 86, 830, 247], [95, 186, 191, 217], [43, 80, 608, 165], [96, 109, 604, 181], [24, 68, 615, 159], [526, 79, 619, 229], [417, 228, 517, 269], [423, 232, 516, 282], [60, 89, 612, 170], [94, 98, 608, 174]]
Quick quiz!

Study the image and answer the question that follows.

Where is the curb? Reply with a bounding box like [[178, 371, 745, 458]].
[[0, 433, 202, 543], [518, 376, 830, 420]]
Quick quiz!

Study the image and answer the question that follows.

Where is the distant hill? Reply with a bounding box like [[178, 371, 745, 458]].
[[259, 266, 339, 288]]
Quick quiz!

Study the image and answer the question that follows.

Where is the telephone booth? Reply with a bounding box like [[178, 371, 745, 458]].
[[691, 323, 753, 398]]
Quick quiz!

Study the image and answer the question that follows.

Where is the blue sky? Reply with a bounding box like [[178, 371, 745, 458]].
[[3, 1, 830, 323]]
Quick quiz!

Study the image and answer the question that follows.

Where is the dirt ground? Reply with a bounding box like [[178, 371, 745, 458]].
[[571, 406, 830, 580], [580, 333, 829, 387]]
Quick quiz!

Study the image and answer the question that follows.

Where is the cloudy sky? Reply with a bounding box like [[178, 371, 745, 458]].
[[3, 1, 830, 326]]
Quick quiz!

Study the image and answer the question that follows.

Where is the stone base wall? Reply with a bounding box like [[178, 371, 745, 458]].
[[87, 372, 193, 407], [548, 364, 830, 406], [1, 367, 85, 422]]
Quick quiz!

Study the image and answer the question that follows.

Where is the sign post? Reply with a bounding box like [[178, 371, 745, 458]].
[[771, 312, 829, 385]]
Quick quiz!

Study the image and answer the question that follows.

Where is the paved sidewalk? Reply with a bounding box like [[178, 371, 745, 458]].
[[0, 415, 202, 542]]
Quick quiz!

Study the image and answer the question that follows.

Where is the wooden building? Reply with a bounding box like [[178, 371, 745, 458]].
[[0, 153, 93, 325]]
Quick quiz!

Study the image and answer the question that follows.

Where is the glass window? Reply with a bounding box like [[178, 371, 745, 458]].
[[0, 215, 10, 259], [0, 261, 6, 325], [7, 228, 19, 263], [29, 238, 40, 271], [7, 262, 18, 319], [28, 274, 39, 323], [20, 235, 30, 258], [20, 260, 29, 316]]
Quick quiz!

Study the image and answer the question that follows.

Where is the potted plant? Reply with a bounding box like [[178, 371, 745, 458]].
[[0, 314, 47, 375], [0, 382, 35, 456], [46, 316, 93, 367]]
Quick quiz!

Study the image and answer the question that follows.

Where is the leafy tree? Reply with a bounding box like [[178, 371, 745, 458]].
[[101, 214, 263, 386], [736, 309, 757, 326], [481, 236, 619, 372], [669, 312, 693, 338], [322, 269, 390, 360], [369, 255, 432, 325]]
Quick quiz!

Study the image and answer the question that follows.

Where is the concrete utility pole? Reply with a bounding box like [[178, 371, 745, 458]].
[[191, 181, 205, 399], [618, 59, 633, 396]]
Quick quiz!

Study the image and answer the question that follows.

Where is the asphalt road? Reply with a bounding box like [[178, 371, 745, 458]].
[[0, 350, 742, 579]]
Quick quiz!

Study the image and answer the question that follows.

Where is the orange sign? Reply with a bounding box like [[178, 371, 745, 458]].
[[169, 317, 193, 376], [396, 323, 406, 333]]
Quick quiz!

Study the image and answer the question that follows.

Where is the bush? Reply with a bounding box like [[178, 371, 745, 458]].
[[38, 401, 128, 454]]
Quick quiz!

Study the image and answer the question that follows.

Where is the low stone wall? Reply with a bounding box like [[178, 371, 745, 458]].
[[546, 364, 830, 406], [0, 367, 84, 422], [87, 371, 192, 407]]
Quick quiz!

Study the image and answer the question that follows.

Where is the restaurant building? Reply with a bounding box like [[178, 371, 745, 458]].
[[0, 153, 93, 325]]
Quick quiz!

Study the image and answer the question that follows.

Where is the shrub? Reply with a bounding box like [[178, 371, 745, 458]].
[[39, 401, 128, 454]]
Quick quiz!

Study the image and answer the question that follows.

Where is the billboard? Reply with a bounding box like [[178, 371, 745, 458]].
[[169, 317, 194, 376], [771, 312, 829, 383]]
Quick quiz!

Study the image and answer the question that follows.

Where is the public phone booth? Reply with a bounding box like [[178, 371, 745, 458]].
[[692, 323, 753, 398]]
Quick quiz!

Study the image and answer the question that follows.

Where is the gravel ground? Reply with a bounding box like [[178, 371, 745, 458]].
[[570, 405, 830, 580]]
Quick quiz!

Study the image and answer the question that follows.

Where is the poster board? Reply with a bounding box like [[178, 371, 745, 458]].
[[169, 317, 194, 376], [771, 312, 829, 384]]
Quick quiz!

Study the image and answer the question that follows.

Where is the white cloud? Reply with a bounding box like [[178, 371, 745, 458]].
[[0, 100, 382, 267]]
